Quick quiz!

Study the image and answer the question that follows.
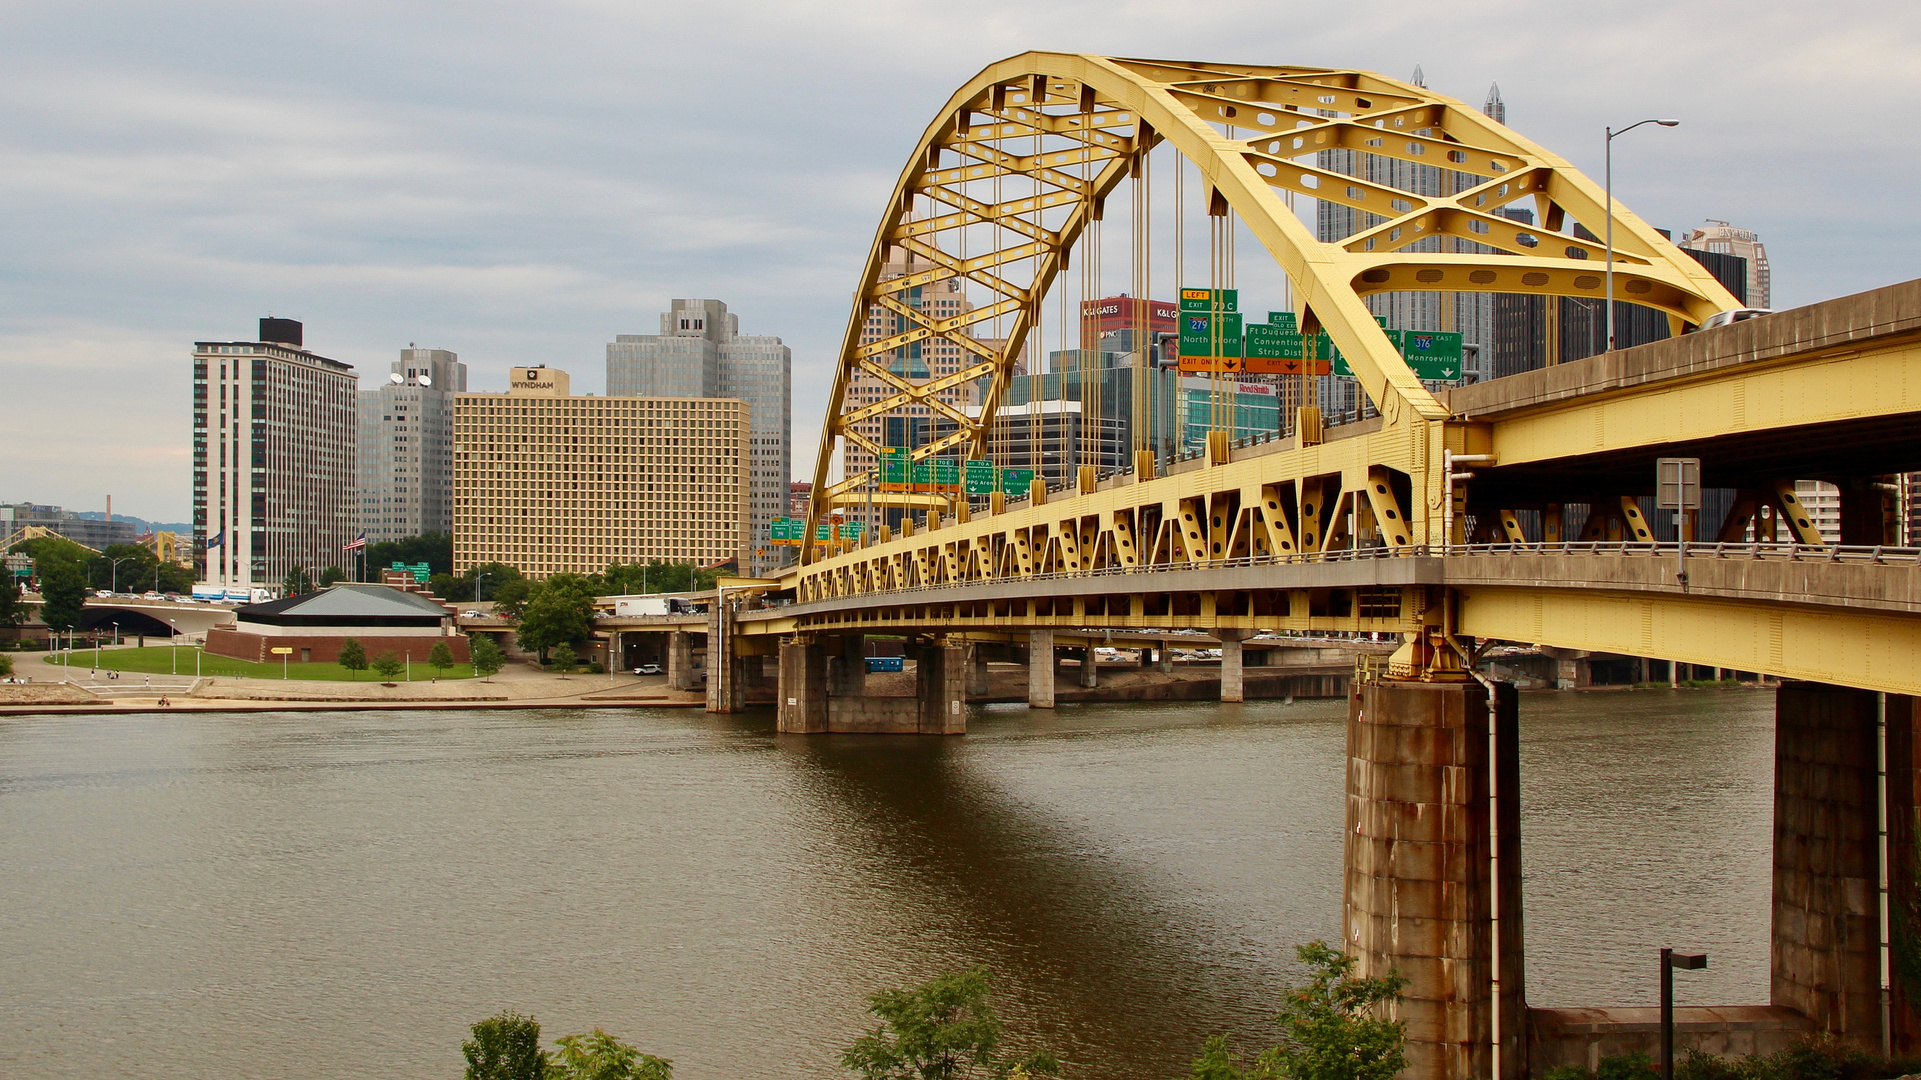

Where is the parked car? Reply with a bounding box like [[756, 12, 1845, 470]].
[[634, 663, 662, 676]]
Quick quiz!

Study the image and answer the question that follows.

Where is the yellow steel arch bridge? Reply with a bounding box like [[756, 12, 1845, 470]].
[[757, 52, 1921, 698]]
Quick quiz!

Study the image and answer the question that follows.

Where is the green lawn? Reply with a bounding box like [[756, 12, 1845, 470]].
[[37, 645, 479, 682]]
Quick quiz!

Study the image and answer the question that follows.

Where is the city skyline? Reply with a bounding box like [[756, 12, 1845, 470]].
[[4, 3, 1916, 521]]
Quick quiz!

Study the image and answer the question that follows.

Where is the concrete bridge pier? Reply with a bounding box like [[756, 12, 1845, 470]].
[[777, 637, 829, 734], [915, 642, 967, 735], [667, 631, 695, 691], [1771, 682, 1884, 1048], [827, 634, 866, 698], [967, 645, 992, 698], [1076, 646, 1098, 688], [1346, 677, 1525, 1080], [1029, 630, 1055, 709], [1220, 631, 1248, 702]]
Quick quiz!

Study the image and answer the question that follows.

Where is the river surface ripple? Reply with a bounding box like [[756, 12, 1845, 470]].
[[0, 689, 1773, 1078]]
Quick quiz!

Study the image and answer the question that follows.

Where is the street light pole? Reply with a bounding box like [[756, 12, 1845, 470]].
[[1605, 118, 1680, 353], [1661, 948, 1708, 1078], [169, 619, 178, 675], [108, 556, 133, 596]]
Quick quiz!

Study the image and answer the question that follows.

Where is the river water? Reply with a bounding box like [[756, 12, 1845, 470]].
[[0, 689, 1774, 1079]]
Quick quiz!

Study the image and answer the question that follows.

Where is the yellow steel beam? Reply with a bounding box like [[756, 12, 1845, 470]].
[[1489, 334, 1921, 466], [804, 52, 1741, 560], [1457, 586, 1921, 697]]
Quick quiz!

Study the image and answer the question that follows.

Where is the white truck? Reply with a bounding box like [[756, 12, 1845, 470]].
[[614, 596, 686, 617]]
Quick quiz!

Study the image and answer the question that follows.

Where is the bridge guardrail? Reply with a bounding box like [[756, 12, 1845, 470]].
[[780, 540, 1919, 606]]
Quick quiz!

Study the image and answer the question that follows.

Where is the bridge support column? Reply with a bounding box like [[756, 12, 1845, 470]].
[[1772, 682, 1881, 1047], [1346, 678, 1525, 1080], [916, 643, 966, 735], [706, 607, 743, 713], [1078, 646, 1098, 688], [1885, 695, 1921, 1054], [1028, 630, 1054, 709], [967, 645, 991, 698], [667, 632, 694, 691], [777, 638, 828, 733], [1220, 631, 1247, 703], [828, 635, 866, 698], [1159, 640, 1174, 674]]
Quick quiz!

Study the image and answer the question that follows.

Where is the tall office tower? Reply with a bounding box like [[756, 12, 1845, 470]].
[[1315, 73, 1505, 392], [607, 300, 790, 575], [357, 347, 467, 545], [193, 318, 357, 592], [1681, 221, 1771, 310], [836, 248, 983, 530], [452, 366, 750, 578]]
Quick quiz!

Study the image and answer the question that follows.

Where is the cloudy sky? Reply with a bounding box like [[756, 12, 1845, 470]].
[[3, 0, 1915, 524]]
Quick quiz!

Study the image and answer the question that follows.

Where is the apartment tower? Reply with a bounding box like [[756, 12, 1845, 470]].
[[193, 318, 357, 591]]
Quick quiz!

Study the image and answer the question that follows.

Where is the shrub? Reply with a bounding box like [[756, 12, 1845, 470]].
[[548, 642, 578, 674], [338, 638, 367, 677], [585, 661, 605, 675], [463, 1010, 546, 1080], [371, 652, 404, 679]]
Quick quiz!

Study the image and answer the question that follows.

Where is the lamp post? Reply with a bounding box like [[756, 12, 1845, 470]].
[[476, 571, 491, 606], [1605, 118, 1680, 352], [108, 556, 134, 596], [1661, 948, 1708, 1078]]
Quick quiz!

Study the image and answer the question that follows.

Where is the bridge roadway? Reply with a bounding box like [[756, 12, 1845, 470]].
[[768, 279, 1921, 698]]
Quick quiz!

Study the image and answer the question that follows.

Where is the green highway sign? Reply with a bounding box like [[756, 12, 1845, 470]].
[[1179, 312, 1244, 357], [1179, 287, 1237, 312], [839, 520, 865, 539], [933, 458, 960, 490], [390, 561, 430, 583], [964, 459, 996, 495], [911, 460, 935, 489], [1403, 330, 1465, 381], [1267, 311, 1298, 331], [1243, 323, 1295, 359], [879, 446, 909, 491], [769, 517, 799, 541], [1001, 467, 1035, 497]]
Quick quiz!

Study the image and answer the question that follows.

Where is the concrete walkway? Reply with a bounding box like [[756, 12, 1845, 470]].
[[1, 656, 706, 716]]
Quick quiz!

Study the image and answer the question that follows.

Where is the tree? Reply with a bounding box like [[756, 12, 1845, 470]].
[[318, 566, 347, 587], [463, 1010, 548, 1080], [363, 533, 453, 580], [550, 1028, 673, 1080], [36, 557, 88, 633], [283, 567, 314, 596], [0, 574, 23, 629], [492, 578, 534, 620], [371, 651, 404, 679], [548, 642, 577, 673], [517, 574, 596, 661], [841, 966, 1059, 1080], [428, 639, 454, 674], [0, 653, 13, 678], [469, 634, 504, 677], [338, 638, 368, 678], [1231, 942, 1406, 1080], [429, 573, 469, 602]]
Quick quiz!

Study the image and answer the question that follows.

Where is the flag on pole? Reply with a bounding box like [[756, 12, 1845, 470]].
[[343, 533, 366, 552], [206, 531, 224, 548]]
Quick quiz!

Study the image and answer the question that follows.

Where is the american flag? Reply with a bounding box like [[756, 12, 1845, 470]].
[[343, 533, 366, 552]]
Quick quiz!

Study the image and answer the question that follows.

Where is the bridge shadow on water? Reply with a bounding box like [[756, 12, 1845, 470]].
[[725, 699, 1350, 1078]]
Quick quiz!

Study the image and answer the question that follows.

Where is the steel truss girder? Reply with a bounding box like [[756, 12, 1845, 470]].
[[805, 51, 1740, 559]]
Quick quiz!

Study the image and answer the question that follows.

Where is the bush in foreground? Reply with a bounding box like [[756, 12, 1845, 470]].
[[1182, 941, 1407, 1080], [462, 1011, 672, 1080]]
